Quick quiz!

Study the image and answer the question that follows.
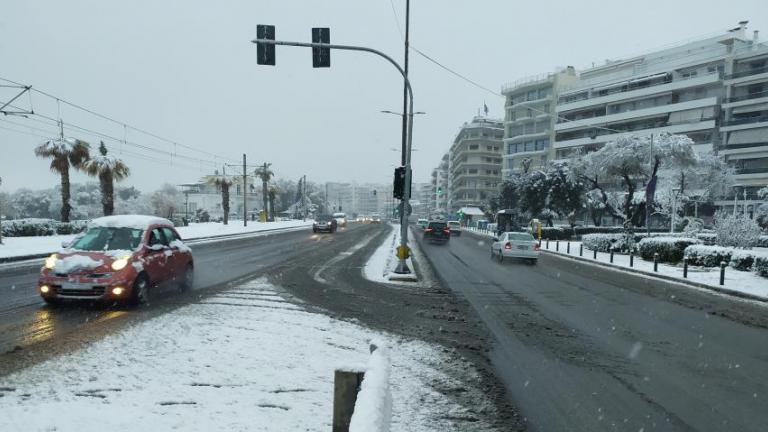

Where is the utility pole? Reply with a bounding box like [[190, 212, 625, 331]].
[[400, 0, 410, 166], [0, 176, 3, 244], [303, 174, 307, 220], [243, 153, 247, 227]]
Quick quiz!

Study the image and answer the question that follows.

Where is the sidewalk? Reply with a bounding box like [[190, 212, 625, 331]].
[[0, 220, 313, 261], [0, 278, 492, 432], [465, 228, 768, 301]]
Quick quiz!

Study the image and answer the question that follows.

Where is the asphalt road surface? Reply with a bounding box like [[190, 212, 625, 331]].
[[0, 226, 359, 374], [417, 230, 768, 432]]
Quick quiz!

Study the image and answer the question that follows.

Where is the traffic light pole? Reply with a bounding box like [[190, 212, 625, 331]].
[[251, 38, 415, 274]]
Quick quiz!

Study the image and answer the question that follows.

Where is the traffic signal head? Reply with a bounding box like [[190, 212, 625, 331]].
[[393, 166, 406, 200], [312, 27, 330, 68], [256, 25, 276, 66]]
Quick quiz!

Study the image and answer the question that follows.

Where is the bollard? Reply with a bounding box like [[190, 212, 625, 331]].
[[629, 251, 634, 267], [567, 242, 571, 254], [333, 369, 365, 432], [593, 249, 597, 260], [579, 244, 583, 257], [720, 261, 726, 286], [683, 258, 688, 278], [556, 240, 559, 252], [610, 249, 614, 263], [546, 239, 550, 249], [653, 253, 659, 272]]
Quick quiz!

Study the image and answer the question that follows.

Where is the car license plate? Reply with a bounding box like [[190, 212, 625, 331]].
[[517, 245, 528, 250], [61, 282, 88, 290]]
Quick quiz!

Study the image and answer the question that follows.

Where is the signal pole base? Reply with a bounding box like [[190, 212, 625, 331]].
[[393, 259, 411, 274]]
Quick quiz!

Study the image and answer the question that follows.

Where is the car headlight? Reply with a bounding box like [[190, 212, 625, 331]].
[[44, 254, 58, 270], [111, 256, 130, 271]]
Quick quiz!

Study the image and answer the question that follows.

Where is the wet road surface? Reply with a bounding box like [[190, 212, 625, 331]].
[[417, 230, 768, 432]]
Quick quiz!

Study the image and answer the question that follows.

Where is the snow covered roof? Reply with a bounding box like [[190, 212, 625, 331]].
[[90, 215, 173, 230], [459, 207, 485, 216]]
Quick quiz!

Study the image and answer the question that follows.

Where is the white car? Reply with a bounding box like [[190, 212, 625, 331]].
[[332, 212, 348, 228], [491, 231, 540, 264], [447, 220, 462, 236]]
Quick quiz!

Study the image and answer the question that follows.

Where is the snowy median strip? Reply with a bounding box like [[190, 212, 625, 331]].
[[0, 277, 492, 432], [363, 224, 419, 283], [465, 228, 768, 301], [0, 220, 313, 262]]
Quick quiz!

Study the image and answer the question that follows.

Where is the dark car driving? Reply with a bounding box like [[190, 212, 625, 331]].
[[313, 214, 337, 233], [423, 220, 450, 243]]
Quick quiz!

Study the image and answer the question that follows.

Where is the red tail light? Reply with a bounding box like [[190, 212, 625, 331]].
[[534, 242, 540, 251], [425, 228, 434, 233], [443, 229, 451, 234], [504, 242, 512, 250]]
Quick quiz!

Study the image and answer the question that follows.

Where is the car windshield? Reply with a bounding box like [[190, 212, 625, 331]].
[[507, 232, 534, 241], [70, 227, 144, 251]]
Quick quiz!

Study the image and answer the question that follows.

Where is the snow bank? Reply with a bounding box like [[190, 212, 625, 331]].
[[349, 343, 392, 432], [362, 224, 417, 283]]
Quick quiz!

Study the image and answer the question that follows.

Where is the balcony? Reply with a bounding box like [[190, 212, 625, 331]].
[[724, 89, 768, 103], [553, 119, 716, 149], [724, 64, 768, 80], [722, 115, 768, 127]]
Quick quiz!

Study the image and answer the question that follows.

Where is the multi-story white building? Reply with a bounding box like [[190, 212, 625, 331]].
[[179, 174, 259, 220], [429, 153, 450, 216], [501, 67, 579, 178], [721, 35, 768, 215], [448, 116, 504, 213]]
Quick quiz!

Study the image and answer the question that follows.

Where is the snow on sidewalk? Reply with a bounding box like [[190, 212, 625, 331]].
[[465, 228, 768, 300], [0, 220, 312, 260], [0, 278, 495, 432]]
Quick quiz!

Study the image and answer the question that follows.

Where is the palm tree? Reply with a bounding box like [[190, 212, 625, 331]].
[[35, 123, 90, 222], [255, 163, 274, 221], [82, 142, 130, 216], [267, 185, 278, 221], [206, 171, 233, 225]]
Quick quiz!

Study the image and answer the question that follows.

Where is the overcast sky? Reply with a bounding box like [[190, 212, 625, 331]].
[[1, 0, 766, 193]]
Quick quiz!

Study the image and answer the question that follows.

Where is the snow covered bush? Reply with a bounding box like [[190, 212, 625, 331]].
[[695, 232, 717, 245], [757, 235, 768, 248], [683, 245, 733, 267], [540, 226, 573, 240], [730, 250, 758, 271], [1, 218, 57, 237], [582, 234, 632, 252], [637, 236, 700, 263], [713, 211, 761, 248], [55, 220, 89, 235], [754, 255, 768, 278]]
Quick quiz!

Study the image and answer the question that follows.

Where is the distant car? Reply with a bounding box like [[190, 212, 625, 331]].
[[371, 215, 381, 224], [417, 218, 429, 230], [313, 214, 337, 233], [332, 212, 348, 228], [447, 220, 462, 236], [38, 215, 194, 306], [423, 220, 450, 244], [491, 231, 540, 264]]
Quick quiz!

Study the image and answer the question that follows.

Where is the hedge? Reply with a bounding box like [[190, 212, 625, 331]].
[[538, 226, 671, 241], [755, 255, 768, 278], [683, 245, 732, 267], [637, 237, 700, 263], [730, 250, 757, 271], [758, 235, 768, 248], [1, 218, 88, 237], [582, 234, 634, 253]]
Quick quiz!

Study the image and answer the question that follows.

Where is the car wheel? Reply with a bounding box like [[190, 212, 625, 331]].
[[498, 249, 504, 263], [313, 228, 318, 233], [529, 259, 538, 265], [179, 264, 194, 292], [129, 274, 150, 306], [43, 297, 60, 306]]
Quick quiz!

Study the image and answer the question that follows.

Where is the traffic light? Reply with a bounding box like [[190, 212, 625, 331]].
[[312, 27, 330, 68], [437, 186, 443, 196], [256, 25, 276, 65], [373, 190, 377, 196], [393, 166, 406, 199]]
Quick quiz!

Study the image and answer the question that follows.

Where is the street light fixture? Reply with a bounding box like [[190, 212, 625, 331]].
[[380, 110, 426, 116]]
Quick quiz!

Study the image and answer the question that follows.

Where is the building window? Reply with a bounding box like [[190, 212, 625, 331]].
[[487, 145, 493, 151], [527, 90, 537, 101], [469, 144, 479, 150], [524, 142, 534, 152]]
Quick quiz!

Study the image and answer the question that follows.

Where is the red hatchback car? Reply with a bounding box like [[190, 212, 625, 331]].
[[38, 215, 194, 305]]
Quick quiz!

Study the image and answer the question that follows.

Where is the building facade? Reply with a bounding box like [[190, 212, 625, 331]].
[[429, 153, 450, 217], [501, 67, 578, 178], [447, 116, 504, 213]]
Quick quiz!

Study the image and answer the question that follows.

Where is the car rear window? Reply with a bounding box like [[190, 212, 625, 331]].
[[507, 232, 534, 241], [448, 221, 460, 227], [428, 222, 447, 230]]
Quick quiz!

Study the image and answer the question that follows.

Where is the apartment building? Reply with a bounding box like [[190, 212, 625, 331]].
[[447, 116, 504, 213], [179, 174, 259, 220], [429, 153, 450, 216], [501, 67, 579, 178], [720, 37, 768, 215]]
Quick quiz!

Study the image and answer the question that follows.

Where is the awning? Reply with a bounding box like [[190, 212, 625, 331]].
[[459, 207, 485, 216], [728, 128, 768, 145]]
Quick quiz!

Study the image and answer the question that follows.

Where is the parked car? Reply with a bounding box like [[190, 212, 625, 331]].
[[423, 220, 451, 243], [313, 214, 338, 233], [38, 215, 194, 306], [447, 220, 462, 236], [332, 212, 348, 228], [490, 231, 540, 264]]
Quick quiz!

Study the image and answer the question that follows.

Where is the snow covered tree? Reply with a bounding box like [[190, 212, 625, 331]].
[[517, 170, 550, 224], [584, 189, 606, 226], [267, 185, 278, 221], [713, 210, 761, 248], [488, 180, 519, 216], [11, 188, 54, 218], [546, 162, 585, 227], [34, 127, 90, 222], [756, 187, 768, 230], [254, 163, 274, 219], [150, 184, 183, 219], [206, 173, 233, 224], [82, 142, 130, 216]]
